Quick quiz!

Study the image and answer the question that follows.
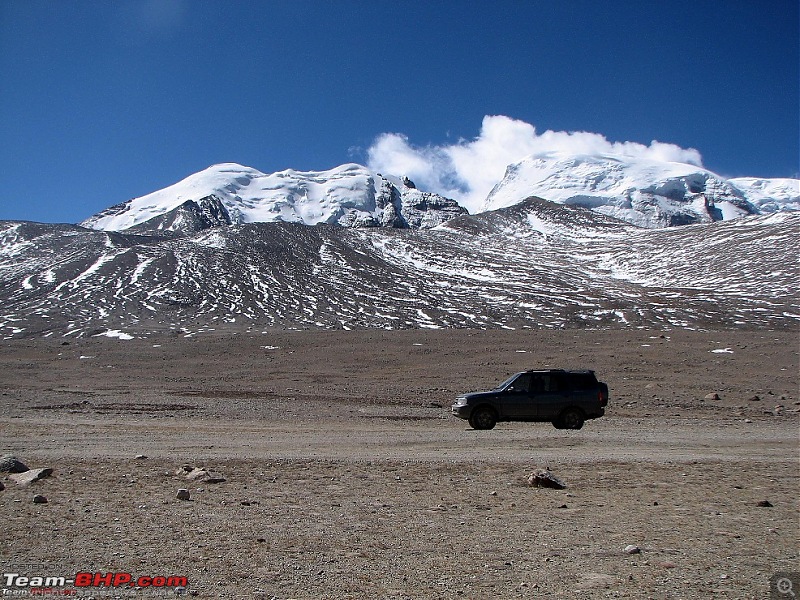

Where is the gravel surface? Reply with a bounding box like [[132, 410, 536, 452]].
[[1, 327, 798, 599]]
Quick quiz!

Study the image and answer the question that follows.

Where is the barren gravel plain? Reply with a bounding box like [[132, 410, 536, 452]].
[[1, 327, 798, 599]]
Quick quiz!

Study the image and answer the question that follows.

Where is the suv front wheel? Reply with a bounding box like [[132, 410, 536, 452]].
[[469, 407, 497, 430]]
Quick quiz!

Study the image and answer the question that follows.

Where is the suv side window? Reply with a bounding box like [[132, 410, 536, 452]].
[[509, 373, 532, 392], [529, 374, 560, 393], [569, 373, 597, 390], [543, 374, 562, 392]]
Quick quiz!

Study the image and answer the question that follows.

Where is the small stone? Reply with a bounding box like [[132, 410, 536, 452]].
[[176, 489, 190, 501], [756, 500, 773, 507], [624, 544, 641, 555], [135, 454, 148, 460], [704, 393, 721, 401], [0, 481, 4, 491], [748, 395, 761, 402], [744, 419, 753, 423], [660, 561, 677, 569], [33, 494, 48, 504]]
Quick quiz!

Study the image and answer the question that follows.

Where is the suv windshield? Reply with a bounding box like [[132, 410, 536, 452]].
[[494, 373, 523, 391]]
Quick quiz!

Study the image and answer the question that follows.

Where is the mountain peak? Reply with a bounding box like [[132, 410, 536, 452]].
[[80, 163, 467, 233], [481, 152, 769, 228]]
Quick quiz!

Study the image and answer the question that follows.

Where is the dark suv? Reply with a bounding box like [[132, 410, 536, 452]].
[[451, 369, 608, 430]]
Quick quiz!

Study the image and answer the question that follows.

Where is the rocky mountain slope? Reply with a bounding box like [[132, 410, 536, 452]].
[[3, 154, 797, 338], [1, 198, 797, 338]]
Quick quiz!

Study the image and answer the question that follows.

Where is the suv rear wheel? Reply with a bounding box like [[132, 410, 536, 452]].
[[469, 407, 497, 430], [557, 408, 585, 430]]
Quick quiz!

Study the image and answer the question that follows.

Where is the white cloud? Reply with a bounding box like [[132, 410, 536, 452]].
[[366, 115, 703, 213]]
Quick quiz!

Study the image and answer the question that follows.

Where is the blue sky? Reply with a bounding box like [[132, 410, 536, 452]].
[[1, 0, 798, 223]]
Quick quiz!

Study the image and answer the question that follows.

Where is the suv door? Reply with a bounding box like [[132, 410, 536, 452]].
[[500, 373, 536, 418], [531, 372, 571, 420]]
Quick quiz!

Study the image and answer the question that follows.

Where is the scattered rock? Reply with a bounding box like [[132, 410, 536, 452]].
[[526, 468, 566, 489], [185, 467, 210, 480], [704, 393, 721, 401], [659, 561, 677, 568], [0, 481, 4, 491], [176, 489, 190, 501], [748, 395, 761, 402], [181, 466, 226, 484], [744, 419, 753, 423], [624, 544, 641, 555], [756, 500, 773, 507], [32, 494, 47, 504], [0, 454, 29, 473], [135, 454, 148, 460], [10, 468, 53, 486]]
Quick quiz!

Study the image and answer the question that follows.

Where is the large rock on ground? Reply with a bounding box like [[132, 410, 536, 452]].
[[10, 468, 53, 486], [526, 468, 566, 489], [0, 454, 29, 473], [177, 465, 226, 484]]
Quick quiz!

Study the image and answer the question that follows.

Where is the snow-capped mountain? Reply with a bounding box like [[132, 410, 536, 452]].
[[81, 163, 467, 233], [2, 150, 798, 338], [481, 152, 797, 228], [79, 156, 798, 235]]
